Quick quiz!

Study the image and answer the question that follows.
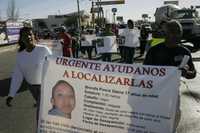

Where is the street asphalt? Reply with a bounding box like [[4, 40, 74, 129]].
[[0, 42, 200, 133]]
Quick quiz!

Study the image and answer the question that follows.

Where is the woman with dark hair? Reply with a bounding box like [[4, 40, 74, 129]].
[[6, 27, 52, 121]]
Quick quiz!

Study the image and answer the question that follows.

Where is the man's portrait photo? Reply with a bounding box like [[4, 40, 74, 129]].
[[48, 80, 76, 119]]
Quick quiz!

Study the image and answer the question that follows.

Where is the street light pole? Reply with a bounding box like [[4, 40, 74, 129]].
[[77, 0, 81, 32], [76, 0, 81, 57], [90, 0, 95, 28]]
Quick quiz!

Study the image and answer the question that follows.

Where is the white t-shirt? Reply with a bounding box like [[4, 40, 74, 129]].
[[120, 28, 140, 48], [9, 45, 52, 97]]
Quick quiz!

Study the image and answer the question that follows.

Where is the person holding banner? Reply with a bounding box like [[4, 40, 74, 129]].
[[144, 20, 196, 79], [144, 20, 196, 132], [120, 20, 139, 64], [81, 30, 95, 60], [48, 80, 76, 119], [6, 27, 52, 122]]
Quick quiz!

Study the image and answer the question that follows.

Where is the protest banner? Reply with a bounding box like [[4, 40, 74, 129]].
[[81, 35, 97, 47], [119, 29, 140, 47], [96, 36, 118, 54], [117, 36, 125, 46], [38, 56, 181, 133]]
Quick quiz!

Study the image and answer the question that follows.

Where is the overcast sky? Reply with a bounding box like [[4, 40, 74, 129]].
[[0, 0, 199, 21]]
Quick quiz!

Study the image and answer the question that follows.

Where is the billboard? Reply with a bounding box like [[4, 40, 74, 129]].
[[91, 7, 103, 13], [6, 21, 23, 44], [164, 1, 179, 5], [96, 0, 125, 6]]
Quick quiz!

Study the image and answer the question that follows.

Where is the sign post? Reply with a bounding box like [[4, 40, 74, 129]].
[[112, 8, 117, 24]]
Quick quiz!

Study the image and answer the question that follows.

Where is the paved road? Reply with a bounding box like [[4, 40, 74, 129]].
[[0, 43, 200, 133]]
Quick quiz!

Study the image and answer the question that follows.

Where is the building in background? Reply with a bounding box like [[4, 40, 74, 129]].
[[32, 10, 90, 37]]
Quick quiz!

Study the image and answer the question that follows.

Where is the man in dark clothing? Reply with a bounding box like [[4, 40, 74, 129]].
[[139, 25, 149, 56], [144, 20, 196, 79], [144, 43, 196, 78], [144, 20, 196, 132]]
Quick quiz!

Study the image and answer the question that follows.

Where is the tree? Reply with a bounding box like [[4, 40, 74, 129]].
[[7, 0, 19, 20]]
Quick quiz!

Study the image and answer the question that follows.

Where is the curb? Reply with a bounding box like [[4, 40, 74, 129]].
[[0, 44, 18, 53]]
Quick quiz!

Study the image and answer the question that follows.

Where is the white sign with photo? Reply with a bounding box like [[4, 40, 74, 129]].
[[120, 29, 140, 47], [96, 35, 118, 54], [38, 56, 181, 133], [81, 35, 97, 47]]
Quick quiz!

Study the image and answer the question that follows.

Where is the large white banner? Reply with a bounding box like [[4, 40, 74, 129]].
[[38, 56, 181, 133]]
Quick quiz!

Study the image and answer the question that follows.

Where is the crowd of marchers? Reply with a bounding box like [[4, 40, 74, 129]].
[[5, 19, 196, 133]]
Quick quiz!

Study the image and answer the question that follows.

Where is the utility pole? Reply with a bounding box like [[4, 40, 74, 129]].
[[97, 0, 100, 27], [96, 0, 104, 27], [77, 0, 81, 32], [112, 8, 117, 24], [90, 0, 95, 28], [77, 0, 81, 57]]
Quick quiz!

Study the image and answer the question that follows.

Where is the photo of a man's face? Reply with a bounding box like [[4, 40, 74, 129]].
[[49, 80, 76, 119]]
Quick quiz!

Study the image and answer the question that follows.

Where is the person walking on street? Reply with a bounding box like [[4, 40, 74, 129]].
[[120, 20, 139, 64], [143, 20, 196, 132], [101, 24, 115, 62], [6, 27, 52, 123], [59, 26, 73, 57]]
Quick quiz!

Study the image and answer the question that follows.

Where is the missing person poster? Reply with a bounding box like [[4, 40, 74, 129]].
[[38, 56, 181, 133], [96, 36, 118, 54], [117, 36, 126, 46], [81, 35, 97, 47], [119, 29, 140, 48]]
